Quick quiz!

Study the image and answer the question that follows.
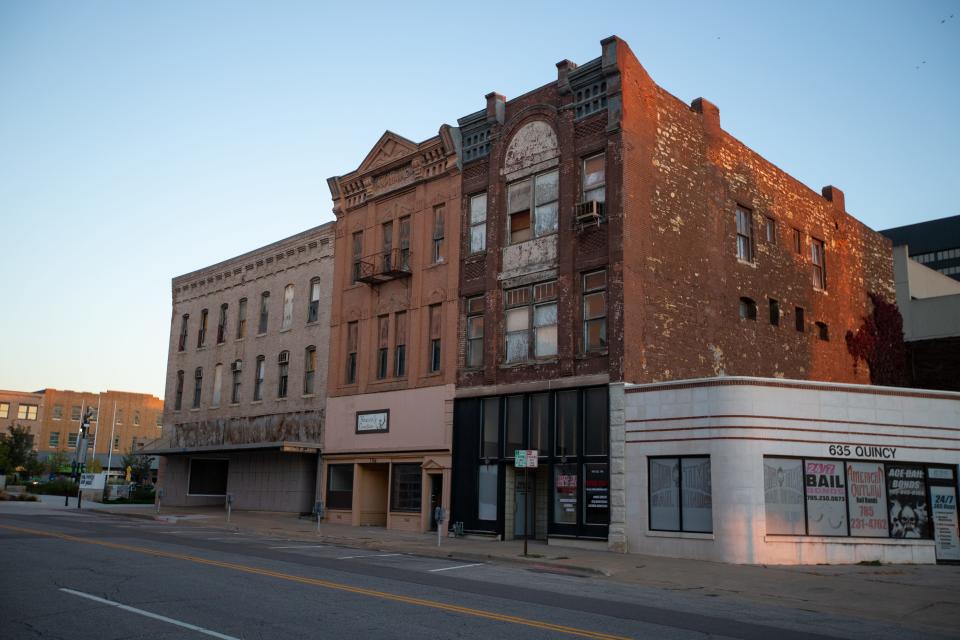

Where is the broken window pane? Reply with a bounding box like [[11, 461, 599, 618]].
[[534, 201, 558, 237], [534, 170, 559, 205], [508, 179, 531, 213], [534, 303, 558, 357]]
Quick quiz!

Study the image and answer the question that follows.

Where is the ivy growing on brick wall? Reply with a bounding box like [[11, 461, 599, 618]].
[[845, 292, 911, 387]]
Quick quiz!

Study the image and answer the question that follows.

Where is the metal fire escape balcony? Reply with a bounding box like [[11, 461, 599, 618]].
[[355, 248, 412, 285]]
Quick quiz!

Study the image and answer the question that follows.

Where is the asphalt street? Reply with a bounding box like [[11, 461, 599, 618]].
[[0, 508, 955, 640]]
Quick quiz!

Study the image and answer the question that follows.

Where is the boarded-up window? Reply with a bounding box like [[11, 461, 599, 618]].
[[469, 193, 487, 254], [281, 285, 294, 331], [188, 459, 228, 496]]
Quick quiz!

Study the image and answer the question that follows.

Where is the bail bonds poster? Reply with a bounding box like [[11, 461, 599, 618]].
[[846, 462, 889, 537], [805, 459, 848, 535], [886, 464, 930, 539]]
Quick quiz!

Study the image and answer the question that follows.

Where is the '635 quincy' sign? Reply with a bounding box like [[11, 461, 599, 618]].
[[828, 444, 897, 459]]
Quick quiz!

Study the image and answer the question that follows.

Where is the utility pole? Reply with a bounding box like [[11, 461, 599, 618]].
[[105, 401, 118, 481], [66, 400, 85, 506], [75, 407, 92, 509], [91, 394, 102, 460]]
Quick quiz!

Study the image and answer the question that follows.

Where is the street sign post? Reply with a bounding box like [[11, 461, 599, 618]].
[[513, 450, 539, 556]]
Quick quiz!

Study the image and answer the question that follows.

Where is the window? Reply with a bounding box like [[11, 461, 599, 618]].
[[792, 228, 803, 254], [468, 193, 487, 254], [428, 304, 442, 373], [504, 281, 558, 363], [327, 464, 354, 510], [583, 387, 608, 456], [816, 321, 829, 341], [507, 169, 558, 244], [582, 154, 605, 204], [71, 405, 81, 421], [0, 403, 7, 418], [394, 312, 407, 377], [765, 216, 776, 243], [739, 297, 757, 321], [117, 409, 123, 424], [281, 284, 294, 331], [133, 410, 140, 426], [307, 278, 321, 323], [465, 296, 484, 368], [432, 205, 445, 263], [68, 433, 78, 448], [258, 292, 270, 334], [399, 216, 411, 270], [236, 298, 247, 339], [811, 238, 826, 289], [89, 407, 97, 422], [178, 314, 189, 351], [18, 404, 38, 420], [188, 459, 229, 496], [112, 435, 119, 451], [231, 360, 242, 403], [556, 390, 577, 457], [253, 356, 265, 401], [198, 308, 208, 347], [351, 231, 363, 283], [49, 432, 59, 448], [303, 347, 316, 395], [390, 464, 422, 512], [156, 414, 162, 427], [217, 303, 228, 343], [346, 321, 358, 384], [554, 463, 578, 524], [795, 306, 805, 332], [506, 395, 524, 457], [376, 315, 389, 379], [477, 464, 498, 520], [481, 397, 499, 459], [582, 270, 607, 352], [735, 206, 753, 262], [529, 393, 549, 454], [192, 368, 203, 408], [573, 80, 607, 119], [277, 351, 289, 398], [175, 370, 184, 410], [382, 221, 393, 271], [769, 298, 780, 326], [211, 364, 223, 407], [53, 404, 63, 420], [649, 457, 713, 533]]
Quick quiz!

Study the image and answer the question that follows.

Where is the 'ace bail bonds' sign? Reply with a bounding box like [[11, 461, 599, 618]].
[[805, 459, 847, 535]]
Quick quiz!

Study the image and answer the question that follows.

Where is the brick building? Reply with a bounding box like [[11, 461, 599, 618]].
[[322, 129, 460, 532], [449, 36, 895, 548], [154, 223, 335, 512]]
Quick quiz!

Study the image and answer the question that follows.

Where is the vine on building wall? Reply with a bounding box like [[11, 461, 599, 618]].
[[845, 292, 911, 387]]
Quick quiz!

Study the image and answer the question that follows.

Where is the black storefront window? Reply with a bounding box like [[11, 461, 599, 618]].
[[583, 387, 608, 456], [584, 463, 610, 525], [481, 397, 500, 459], [529, 393, 549, 454], [506, 395, 524, 458], [556, 390, 577, 457], [327, 464, 354, 510], [554, 463, 578, 524], [390, 464, 422, 512]]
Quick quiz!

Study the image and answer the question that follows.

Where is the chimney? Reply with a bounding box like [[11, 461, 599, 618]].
[[556, 59, 577, 95], [821, 186, 845, 212], [485, 92, 505, 125], [691, 98, 721, 138]]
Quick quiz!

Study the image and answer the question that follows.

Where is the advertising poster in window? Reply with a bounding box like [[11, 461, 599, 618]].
[[805, 459, 848, 536], [649, 458, 680, 530], [887, 464, 930, 539], [553, 464, 577, 524], [681, 458, 712, 532], [930, 485, 960, 561], [845, 462, 888, 537], [764, 458, 805, 534], [583, 463, 609, 525]]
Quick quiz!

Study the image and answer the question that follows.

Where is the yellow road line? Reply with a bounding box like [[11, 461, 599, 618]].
[[0, 523, 632, 640]]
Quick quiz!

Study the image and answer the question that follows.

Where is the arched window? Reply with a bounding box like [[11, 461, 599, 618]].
[[304, 346, 317, 395], [231, 360, 242, 403], [211, 363, 223, 407], [178, 314, 189, 351], [174, 370, 184, 410], [307, 278, 321, 323], [192, 367, 203, 408], [282, 284, 294, 330], [258, 292, 270, 334], [277, 351, 290, 398], [217, 303, 229, 343], [253, 356, 265, 401], [198, 308, 208, 347]]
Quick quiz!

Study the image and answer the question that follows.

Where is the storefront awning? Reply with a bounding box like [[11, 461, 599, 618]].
[[144, 441, 322, 456]]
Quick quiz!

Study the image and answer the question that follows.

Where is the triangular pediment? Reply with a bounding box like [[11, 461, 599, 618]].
[[357, 131, 419, 174]]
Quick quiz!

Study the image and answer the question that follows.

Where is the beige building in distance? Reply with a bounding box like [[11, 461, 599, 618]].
[[154, 223, 335, 512]]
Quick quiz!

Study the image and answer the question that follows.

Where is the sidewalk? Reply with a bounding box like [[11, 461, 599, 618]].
[[58, 501, 960, 635]]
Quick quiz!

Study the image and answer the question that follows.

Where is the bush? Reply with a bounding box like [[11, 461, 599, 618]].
[[131, 486, 155, 502], [27, 478, 79, 496], [0, 491, 39, 501]]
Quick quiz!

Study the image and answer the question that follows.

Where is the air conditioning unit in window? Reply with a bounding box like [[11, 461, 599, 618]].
[[574, 200, 604, 230], [231, 361, 242, 372]]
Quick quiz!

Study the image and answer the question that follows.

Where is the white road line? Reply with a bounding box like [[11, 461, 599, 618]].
[[428, 563, 483, 572], [59, 588, 240, 640], [337, 553, 404, 560], [269, 545, 327, 549]]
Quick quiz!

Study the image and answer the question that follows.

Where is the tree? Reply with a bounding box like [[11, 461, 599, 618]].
[[87, 458, 103, 474], [121, 449, 154, 485], [0, 425, 37, 480], [46, 451, 69, 475], [845, 292, 911, 387]]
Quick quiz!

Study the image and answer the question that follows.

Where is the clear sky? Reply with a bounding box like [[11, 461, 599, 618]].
[[0, 1, 957, 399]]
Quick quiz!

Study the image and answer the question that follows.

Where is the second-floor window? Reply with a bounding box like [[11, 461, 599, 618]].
[[307, 278, 321, 323], [282, 284, 294, 330], [18, 404, 38, 420], [399, 216, 411, 270], [469, 193, 487, 254], [466, 296, 484, 368], [346, 321, 358, 384], [736, 206, 753, 262], [277, 351, 289, 398], [198, 309, 208, 348], [236, 298, 247, 339], [253, 355, 265, 401], [582, 270, 607, 352], [258, 292, 270, 334], [582, 154, 605, 203], [304, 347, 316, 395], [811, 238, 826, 289], [217, 303, 228, 343], [428, 304, 442, 373], [211, 364, 223, 407], [351, 231, 363, 283], [507, 170, 559, 244], [231, 360, 242, 403], [192, 367, 203, 408], [178, 314, 189, 351], [505, 281, 558, 363], [175, 370, 184, 410], [432, 204, 445, 263], [377, 315, 389, 379], [394, 312, 407, 377], [382, 221, 393, 271]]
